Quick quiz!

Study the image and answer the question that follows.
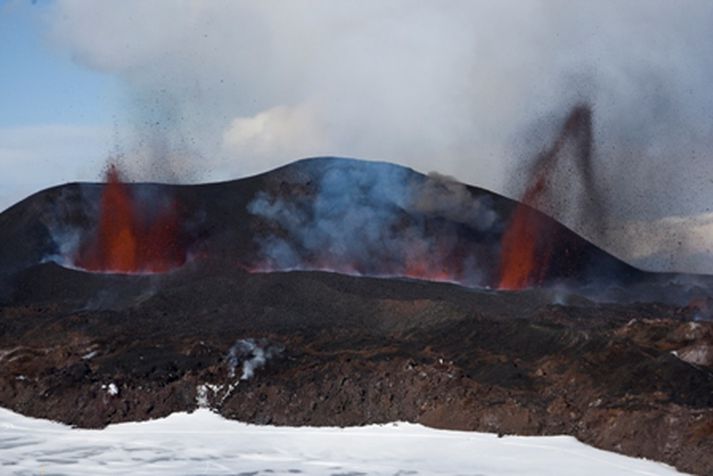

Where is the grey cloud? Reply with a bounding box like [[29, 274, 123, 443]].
[[45, 0, 713, 272]]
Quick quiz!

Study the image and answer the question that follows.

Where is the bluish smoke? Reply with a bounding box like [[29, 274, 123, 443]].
[[247, 158, 501, 286]]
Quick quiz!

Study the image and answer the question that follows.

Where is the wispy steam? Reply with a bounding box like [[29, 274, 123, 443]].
[[40, 185, 96, 269], [248, 158, 498, 285], [44, 0, 713, 272], [228, 338, 281, 381]]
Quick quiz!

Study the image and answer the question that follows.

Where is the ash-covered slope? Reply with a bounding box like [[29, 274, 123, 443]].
[[0, 157, 668, 297]]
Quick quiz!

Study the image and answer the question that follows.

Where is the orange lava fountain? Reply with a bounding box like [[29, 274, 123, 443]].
[[497, 175, 552, 290], [498, 105, 593, 290], [74, 165, 186, 273]]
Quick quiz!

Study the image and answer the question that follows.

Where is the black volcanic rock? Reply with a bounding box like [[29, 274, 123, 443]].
[[0, 157, 654, 291], [1, 158, 713, 474], [1, 262, 713, 474]]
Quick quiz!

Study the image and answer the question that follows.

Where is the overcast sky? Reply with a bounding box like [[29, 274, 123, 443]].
[[2, 0, 713, 273]]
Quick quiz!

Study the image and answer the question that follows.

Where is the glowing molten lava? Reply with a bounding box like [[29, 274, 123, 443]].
[[498, 105, 594, 290], [74, 165, 187, 273], [497, 176, 552, 290]]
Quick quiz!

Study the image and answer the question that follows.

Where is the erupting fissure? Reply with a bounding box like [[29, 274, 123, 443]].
[[497, 177, 551, 290], [73, 165, 187, 274], [498, 105, 595, 290]]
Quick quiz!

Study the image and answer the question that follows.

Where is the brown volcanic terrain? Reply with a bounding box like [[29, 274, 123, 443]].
[[1, 158, 713, 474]]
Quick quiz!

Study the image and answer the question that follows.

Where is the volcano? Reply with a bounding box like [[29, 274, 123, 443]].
[[1, 157, 713, 474], [0, 156, 708, 301]]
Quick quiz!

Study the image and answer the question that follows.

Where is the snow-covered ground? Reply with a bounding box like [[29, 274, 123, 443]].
[[0, 407, 685, 476]]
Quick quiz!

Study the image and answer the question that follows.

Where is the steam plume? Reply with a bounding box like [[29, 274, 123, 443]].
[[248, 159, 498, 285], [45, 0, 713, 272], [228, 339, 281, 381]]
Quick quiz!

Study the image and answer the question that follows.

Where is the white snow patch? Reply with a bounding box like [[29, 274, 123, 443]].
[[0, 406, 687, 475], [101, 383, 119, 396], [195, 383, 231, 408], [195, 384, 210, 408]]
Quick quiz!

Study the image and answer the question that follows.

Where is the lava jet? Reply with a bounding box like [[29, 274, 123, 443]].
[[73, 165, 188, 274]]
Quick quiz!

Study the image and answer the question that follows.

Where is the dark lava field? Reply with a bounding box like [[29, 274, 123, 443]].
[[1, 157, 713, 474]]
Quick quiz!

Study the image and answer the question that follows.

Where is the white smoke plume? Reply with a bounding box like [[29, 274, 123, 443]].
[[43, 0, 713, 272], [227, 339, 281, 381]]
